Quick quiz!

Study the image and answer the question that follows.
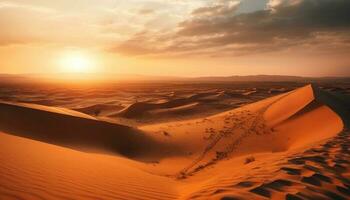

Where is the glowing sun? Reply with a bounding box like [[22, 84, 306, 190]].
[[59, 51, 94, 73]]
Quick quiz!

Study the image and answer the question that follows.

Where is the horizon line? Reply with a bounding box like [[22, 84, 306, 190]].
[[1, 72, 350, 79]]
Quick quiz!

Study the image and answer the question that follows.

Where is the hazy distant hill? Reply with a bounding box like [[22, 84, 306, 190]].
[[190, 75, 304, 82], [190, 75, 350, 82], [0, 73, 349, 84]]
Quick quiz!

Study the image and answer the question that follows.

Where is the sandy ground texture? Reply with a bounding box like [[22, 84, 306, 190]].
[[0, 83, 349, 200]]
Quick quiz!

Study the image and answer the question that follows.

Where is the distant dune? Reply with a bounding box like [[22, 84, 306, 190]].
[[191, 75, 350, 83], [1, 73, 350, 83], [0, 84, 349, 199], [116, 91, 222, 118]]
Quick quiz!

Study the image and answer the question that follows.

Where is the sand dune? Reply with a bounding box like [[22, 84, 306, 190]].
[[117, 92, 219, 118], [0, 84, 349, 199], [114, 91, 247, 124], [74, 103, 124, 117], [0, 101, 178, 160], [140, 85, 345, 176]]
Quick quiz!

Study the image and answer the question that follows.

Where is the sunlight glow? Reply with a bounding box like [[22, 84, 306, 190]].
[[59, 51, 95, 73]]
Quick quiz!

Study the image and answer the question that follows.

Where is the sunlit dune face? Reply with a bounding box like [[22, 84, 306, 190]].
[[59, 51, 94, 73]]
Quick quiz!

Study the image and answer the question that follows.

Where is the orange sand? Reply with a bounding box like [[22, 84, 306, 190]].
[[0, 84, 349, 200]]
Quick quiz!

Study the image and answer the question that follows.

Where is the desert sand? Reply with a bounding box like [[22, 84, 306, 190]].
[[0, 84, 350, 200]]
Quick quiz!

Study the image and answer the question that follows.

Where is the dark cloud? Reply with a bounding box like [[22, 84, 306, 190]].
[[115, 0, 350, 57]]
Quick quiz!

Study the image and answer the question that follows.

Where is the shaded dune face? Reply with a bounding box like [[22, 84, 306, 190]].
[[0, 102, 180, 160]]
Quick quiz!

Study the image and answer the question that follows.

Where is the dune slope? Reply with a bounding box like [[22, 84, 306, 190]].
[[0, 132, 180, 200], [0, 101, 176, 160]]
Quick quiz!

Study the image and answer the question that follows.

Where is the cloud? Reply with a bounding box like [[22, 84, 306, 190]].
[[191, 0, 240, 17], [267, 0, 303, 10], [114, 0, 350, 57], [2, 0, 350, 58], [0, 0, 206, 47], [0, 1, 111, 46], [138, 8, 155, 15], [0, 1, 53, 13], [0, 2, 55, 45]]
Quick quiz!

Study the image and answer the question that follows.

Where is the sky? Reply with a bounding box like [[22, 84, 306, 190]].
[[0, 0, 350, 77]]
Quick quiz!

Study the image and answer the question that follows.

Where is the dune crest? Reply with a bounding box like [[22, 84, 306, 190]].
[[263, 84, 344, 150]]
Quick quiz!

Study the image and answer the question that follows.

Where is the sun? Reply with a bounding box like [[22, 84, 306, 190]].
[[59, 51, 94, 73]]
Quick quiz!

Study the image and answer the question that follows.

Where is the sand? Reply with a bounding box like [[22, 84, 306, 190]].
[[0, 84, 349, 200]]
